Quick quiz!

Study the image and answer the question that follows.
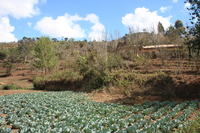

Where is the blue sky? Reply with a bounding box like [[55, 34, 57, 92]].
[[0, 0, 191, 42]]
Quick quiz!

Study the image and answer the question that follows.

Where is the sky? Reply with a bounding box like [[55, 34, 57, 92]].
[[0, 0, 192, 42]]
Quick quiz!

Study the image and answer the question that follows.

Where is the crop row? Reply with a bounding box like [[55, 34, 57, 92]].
[[0, 91, 199, 133]]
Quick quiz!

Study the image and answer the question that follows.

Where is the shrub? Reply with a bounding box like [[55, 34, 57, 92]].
[[32, 76, 46, 90], [33, 70, 83, 90], [2, 61, 13, 76], [107, 53, 122, 70], [134, 53, 151, 72], [0, 51, 7, 60], [2, 84, 21, 90]]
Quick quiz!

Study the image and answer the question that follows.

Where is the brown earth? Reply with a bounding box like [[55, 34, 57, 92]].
[[0, 59, 200, 105], [0, 90, 45, 96], [0, 61, 200, 133]]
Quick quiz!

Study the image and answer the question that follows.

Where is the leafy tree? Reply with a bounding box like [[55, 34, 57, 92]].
[[2, 61, 13, 76], [52, 38, 58, 42], [174, 20, 185, 35], [32, 36, 58, 74], [1, 46, 20, 63], [64, 37, 68, 41], [165, 23, 184, 44], [165, 25, 179, 43], [175, 20, 184, 29], [0, 50, 7, 60], [184, 0, 200, 57], [0, 47, 20, 76], [165, 26, 176, 35], [18, 37, 35, 62], [157, 21, 165, 34]]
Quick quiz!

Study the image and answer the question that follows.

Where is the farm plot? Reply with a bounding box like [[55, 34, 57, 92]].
[[0, 91, 199, 133]]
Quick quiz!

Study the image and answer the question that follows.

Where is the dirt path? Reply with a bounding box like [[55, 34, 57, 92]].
[[0, 90, 45, 96]]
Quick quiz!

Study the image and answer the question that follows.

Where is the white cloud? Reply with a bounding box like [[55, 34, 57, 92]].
[[35, 13, 105, 41], [122, 7, 171, 32], [35, 13, 85, 38], [0, 16, 17, 42], [0, 0, 43, 42], [173, 0, 178, 3], [184, 3, 191, 9], [160, 6, 172, 13], [27, 22, 32, 27], [0, 0, 40, 19], [85, 14, 105, 41]]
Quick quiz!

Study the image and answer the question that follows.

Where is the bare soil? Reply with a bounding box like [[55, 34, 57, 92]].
[[0, 90, 45, 96], [0, 59, 200, 105], [0, 61, 200, 133]]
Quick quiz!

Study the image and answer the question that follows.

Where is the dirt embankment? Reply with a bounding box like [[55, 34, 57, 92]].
[[0, 61, 200, 105]]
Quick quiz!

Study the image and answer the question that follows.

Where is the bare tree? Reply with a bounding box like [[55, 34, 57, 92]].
[[155, 48, 172, 66]]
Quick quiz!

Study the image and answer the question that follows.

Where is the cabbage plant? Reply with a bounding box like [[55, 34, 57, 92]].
[[0, 91, 199, 133]]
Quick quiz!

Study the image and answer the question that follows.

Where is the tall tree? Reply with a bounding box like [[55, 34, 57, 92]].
[[184, 0, 200, 71], [165, 25, 178, 43], [32, 36, 58, 74], [157, 21, 165, 34], [0, 47, 20, 76], [18, 37, 35, 62], [174, 20, 185, 35]]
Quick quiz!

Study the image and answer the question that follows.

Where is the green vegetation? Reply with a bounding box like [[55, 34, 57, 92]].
[[32, 36, 58, 74], [2, 61, 13, 76], [33, 70, 83, 90], [0, 1, 199, 132], [184, 0, 200, 71], [18, 37, 36, 63], [33, 67, 175, 101], [0, 91, 199, 132], [176, 115, 200, 133], [2, 84, 21, 90], [0, 51, 7, 60]]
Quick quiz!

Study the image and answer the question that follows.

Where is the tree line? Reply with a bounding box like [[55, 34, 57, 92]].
[[0, 0, 199, 75]]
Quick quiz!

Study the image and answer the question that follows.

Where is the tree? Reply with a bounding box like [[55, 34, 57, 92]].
[[8, 47, 21, 62], [184, 0, 200, 71], [175, 20, 184, 29], [165, 25, 178, 43], [52, 38, 58, 42], [64, 37, 68, 41], [0, 50, 7, 60], [165, 26, 176, 35], [0, 47, 20, 76], [2, 61, 13, 76], [18, 37, 35, 62], [32, 36, 58, 74], [157, 22, 165, 34], [174, 20, 185, 35]]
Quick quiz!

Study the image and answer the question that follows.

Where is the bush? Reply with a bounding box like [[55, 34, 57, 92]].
[[33, 71, 83, 90], [2, 61, 13, 76], [74, 52, 121, 91], [0, 51, 7, 60], [107, 53, 122, 70], [146, 72, 174, 89], [32, 76, 46, 90], [2, 84, 21, 90]]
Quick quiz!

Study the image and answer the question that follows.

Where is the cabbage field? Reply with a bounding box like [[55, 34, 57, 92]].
[[0, 91, 199, 133]]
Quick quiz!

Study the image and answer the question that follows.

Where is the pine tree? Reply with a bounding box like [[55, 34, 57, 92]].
[[157, 22, 165, 34], [33, 36, 58, 74], [184, 0, 200, 71]]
